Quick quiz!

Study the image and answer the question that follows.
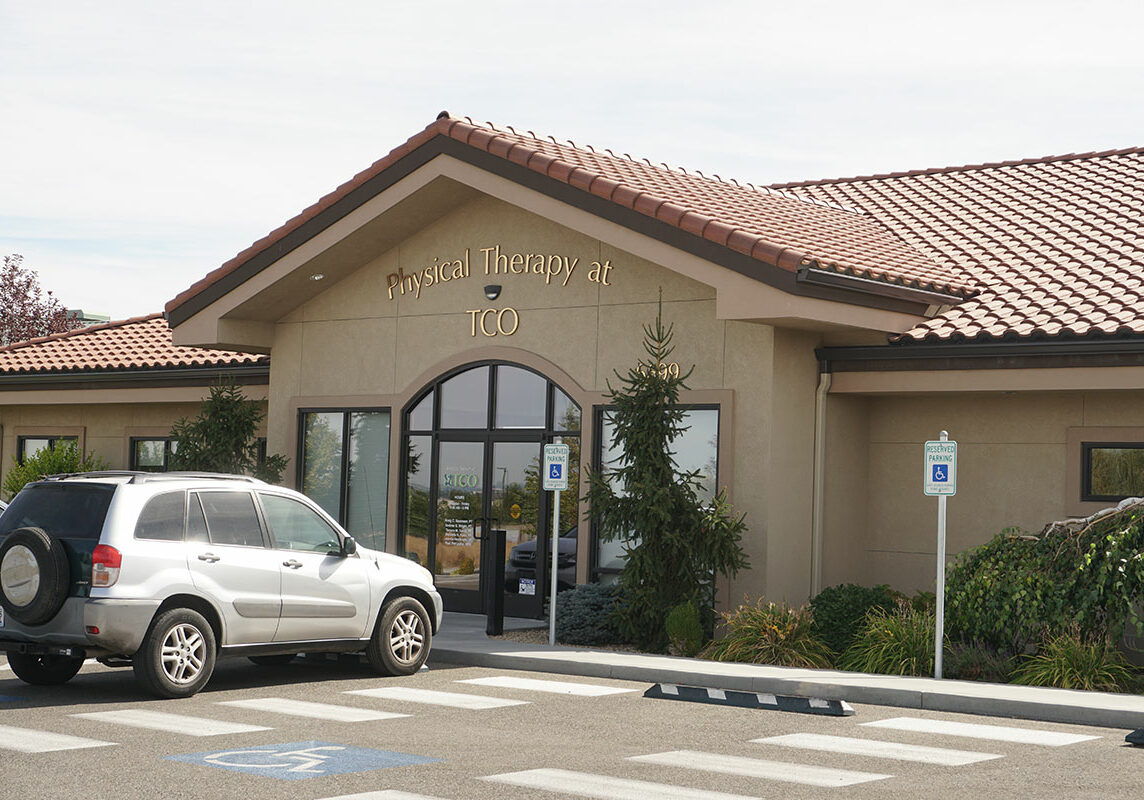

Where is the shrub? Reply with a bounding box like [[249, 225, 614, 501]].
[[455, 557, 475, 576], [554, 584, 628, 646], [944, 641, 1016, 683], [840, 603, 939, 677], [1011, 628, 1138, 692], [2, 440, 106, 500], [947, 508, 1144, 653], [702, 599, 833, 668], [665, 602, 705, 657], [810, 583, 900, 656]]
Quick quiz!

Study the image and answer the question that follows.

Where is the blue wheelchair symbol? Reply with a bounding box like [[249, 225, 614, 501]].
[[932, 464, 948, 482], [549, 464, 562, 480]]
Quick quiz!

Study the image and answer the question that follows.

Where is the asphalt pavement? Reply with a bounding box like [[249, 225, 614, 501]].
[[430, 612, 1144, 731]]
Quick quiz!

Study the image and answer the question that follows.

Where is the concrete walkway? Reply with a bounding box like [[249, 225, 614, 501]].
[[430, 612, 1144, 730]]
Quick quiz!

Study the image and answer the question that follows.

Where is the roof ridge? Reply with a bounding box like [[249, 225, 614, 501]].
[[768, 145, 1144, 189], [0, 312, 165, 353]]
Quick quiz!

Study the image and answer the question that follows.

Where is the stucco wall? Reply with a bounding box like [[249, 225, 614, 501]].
[[266, 193, 813, 602]]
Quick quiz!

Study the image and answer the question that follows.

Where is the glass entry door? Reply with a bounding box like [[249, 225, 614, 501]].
[[401, 362, 581, 618]]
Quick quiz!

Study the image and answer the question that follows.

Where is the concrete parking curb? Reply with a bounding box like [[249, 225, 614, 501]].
[[430, 615, 1144, 731]]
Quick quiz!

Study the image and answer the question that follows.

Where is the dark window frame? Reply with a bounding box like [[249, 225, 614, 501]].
[[16, 435, 79, 465], [129, 437, 178, 472], [1081, 441, 1144, 502]]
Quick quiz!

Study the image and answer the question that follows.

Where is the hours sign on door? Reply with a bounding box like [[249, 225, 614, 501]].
[[923, 439, 957, 496]]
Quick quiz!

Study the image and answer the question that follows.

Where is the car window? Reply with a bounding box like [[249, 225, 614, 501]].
[[260, 493, 342, 553], [0, 483, 114, 540], [186, 493, 209, 543], [134, 491, 186, 541], [196, 491, 265, 548]]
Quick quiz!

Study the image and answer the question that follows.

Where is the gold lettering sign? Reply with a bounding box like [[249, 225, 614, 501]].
[[467, 307, 520, 337], [636, 361, 681, 379]]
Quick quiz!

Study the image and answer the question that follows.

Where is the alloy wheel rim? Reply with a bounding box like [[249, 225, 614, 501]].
[[389, 609, 425, 665], [160, 623, 206, 684]]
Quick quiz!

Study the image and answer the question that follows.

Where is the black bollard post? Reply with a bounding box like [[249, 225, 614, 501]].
[[484, 529, 506, 636]]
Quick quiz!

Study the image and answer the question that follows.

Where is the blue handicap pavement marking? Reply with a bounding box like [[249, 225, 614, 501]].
[[932, 464, 948, 482], [0, 695, 25, 702], [167, 740, 440, 781]]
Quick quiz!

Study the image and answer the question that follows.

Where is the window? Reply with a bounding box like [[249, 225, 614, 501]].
[[17, 436, 78, 464], [260, 493, 342, 553], [196, 491, 265, 548], [594, 405, 720, 574], [1082, 443, 1144, 502], [298, 409, 390, 551], [134, 491, 186, 541], [131, 438, 177, 472]]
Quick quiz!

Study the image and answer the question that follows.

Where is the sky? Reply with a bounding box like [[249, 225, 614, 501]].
[[4, 0, 1144, 320]]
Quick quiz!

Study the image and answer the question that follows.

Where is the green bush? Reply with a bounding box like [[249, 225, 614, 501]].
[[1011, 628, 1138, 692], [946, 510, 1144, 652], [702, 599, 833, 668], [554, 584, 628, 646], [810, 583, 900, 656], [665, 602, 705, 657], [840, 603, 939, 677], [2, 440, 106, 500]]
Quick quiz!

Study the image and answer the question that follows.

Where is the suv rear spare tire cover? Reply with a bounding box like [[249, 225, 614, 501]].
[[0, 526, 71, 625]]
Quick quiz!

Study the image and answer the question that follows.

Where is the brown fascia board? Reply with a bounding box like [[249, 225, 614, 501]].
[[818, 337, 1144, 373], [165, 136, 938, 328], [0, 363, 270, 391]]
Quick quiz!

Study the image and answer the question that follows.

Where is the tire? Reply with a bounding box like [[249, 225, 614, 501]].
[[7, 652, 84, 686], [132, 608, 216, 699], [366, 596, 431, 676], [248, 654, 295, 666], [0, 527, 70, 626]]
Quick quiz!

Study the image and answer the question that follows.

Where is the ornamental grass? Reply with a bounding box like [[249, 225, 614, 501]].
[[702, 598, 833, 668]]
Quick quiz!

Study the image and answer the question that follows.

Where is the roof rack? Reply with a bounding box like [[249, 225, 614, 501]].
[[36, 471, 265, 485]]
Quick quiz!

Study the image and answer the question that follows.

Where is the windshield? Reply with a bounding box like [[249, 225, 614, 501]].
[[0, 483, 115, 540]]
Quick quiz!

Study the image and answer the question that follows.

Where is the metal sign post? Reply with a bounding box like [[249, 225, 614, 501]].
[[542, 442, 570, 646], [923, 431, 957, 679]]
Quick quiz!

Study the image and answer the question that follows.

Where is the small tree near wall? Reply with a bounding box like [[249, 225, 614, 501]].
[[169, 381, 288, 483], [587, 299, 748, 651]]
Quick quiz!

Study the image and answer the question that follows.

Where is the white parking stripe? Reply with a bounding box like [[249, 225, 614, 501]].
[[218, 698, 409, 722], [754, 733, 1003, 765], [483, 768, 763, 799], [0, 724, 116, 753], [71, 710, 271, 736], [345, 687, 528, 709], [457, 676, 636, 696], [318, 792, 447, 800], [861, 717, 1099, 746], [630, 750, 892, 787]]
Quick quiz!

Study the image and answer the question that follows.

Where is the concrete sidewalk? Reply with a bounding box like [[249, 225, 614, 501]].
[[430, 612, 1144, 730]]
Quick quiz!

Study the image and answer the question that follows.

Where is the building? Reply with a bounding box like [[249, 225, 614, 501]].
[[21, 113, 1144, 617], [0, 314, 267, 481]]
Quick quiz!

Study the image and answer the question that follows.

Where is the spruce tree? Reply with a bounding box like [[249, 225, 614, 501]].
[[587, 299, 748, 651]]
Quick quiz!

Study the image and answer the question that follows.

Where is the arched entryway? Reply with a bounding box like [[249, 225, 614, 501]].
[[399, 361, 581, 616]]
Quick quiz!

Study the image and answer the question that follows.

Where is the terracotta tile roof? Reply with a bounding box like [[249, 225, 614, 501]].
[[165, 114, 972, 317], [0, 314, 267, 376], [770, 147, 1144, 343]]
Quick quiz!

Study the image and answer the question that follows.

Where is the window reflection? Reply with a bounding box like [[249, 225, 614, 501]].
[[440, 367, 489, 428]]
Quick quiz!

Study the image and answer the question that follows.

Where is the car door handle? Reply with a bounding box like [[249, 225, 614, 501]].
[[197, 553, 220, 563], [283, 559, 303, 569]]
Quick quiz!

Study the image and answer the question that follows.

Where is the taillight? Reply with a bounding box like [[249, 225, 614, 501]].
[[92, 545, 121, 588]]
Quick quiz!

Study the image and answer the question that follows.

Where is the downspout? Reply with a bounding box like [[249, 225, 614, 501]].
[[810, 361, 831, 596]]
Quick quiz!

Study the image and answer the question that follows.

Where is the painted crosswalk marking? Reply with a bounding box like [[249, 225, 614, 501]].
[[218, 698, 409, 722], [754, 733, 1003, 765], [71, 709, 271, 736], [862, 717, 1099, 746], [345, 687, 528, 709], [483, 768, 763, 799], [0, 724, 116, 753], [457, 676, 637, 696], [631, 750, 891, 787]]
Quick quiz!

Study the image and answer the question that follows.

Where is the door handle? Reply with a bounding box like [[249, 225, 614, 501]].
[[283, 559, 303, 569], [197, 553, 220, 563]]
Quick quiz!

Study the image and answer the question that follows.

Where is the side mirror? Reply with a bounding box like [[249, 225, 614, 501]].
[[342, 536, 358, 556]]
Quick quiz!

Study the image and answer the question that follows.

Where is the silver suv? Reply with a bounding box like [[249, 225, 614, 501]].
[[0, 472, 442, 698]]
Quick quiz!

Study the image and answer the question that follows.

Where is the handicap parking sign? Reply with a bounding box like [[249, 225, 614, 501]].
[[543, 443, 569, 491], [923, 439, 957, 496], [167, 740, 440, 781], [932, 464, 948, 482]]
